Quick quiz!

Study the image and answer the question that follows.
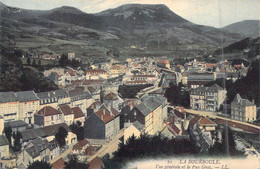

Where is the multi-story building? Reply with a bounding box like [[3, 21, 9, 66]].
[[125, 96, 167, 135], [85, 69, 108, 80], [58, 105, 74, 126], [188, 72, 215, 88], [84, 104, 120, 142], [0, 92, 19, 121], [17, 138, 50, 168], [190, 84, 226, 112], [34, 106, 63, 127], [231, 94, 257, 122], [16, 91, 40, 125], [69, 88, 92, 115], [123, 75, 157, 85]]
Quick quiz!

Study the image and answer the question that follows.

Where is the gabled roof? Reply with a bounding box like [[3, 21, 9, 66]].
[[168, 123, 181, 136], [72, 107, 84, 119], [232, 94, 255, 106], [0, 92, 17, 103], [52, 158, 65, 169], [100, 104, 120, 117], [85, 145, 95, 156], [36, 106, 62, 116], [95, 108, 117, 124], [199, 117, 217, 126], [59, 105, 73, 115], [87, 101, 102, 110], [73, 139, 89, 150], [26, 146, 40, 158], [16, 91, 39, 102], [86, 69, 107, 74], [135, 97, 162, 117], [83, 79, 105, 85], [173, 110, 185, 119], [189, 115, 202, 127], [103, 92, 117, 101], [132, 121, 144, 131]]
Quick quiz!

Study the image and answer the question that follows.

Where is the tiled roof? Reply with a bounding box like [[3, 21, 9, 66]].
[[132, 75, 155, 78], [73, 139, 89, 150], [52, 158, 65, 169], [168, 123, 181, 135], [157, 60, 170, 64], [199, 117, 217, 126], [16, 91, 39, 102], [95, 109, 114, 123], [36, 106, 62, 116], [89, 157, 104, 169], [103, 92, 117, 101], [0, 92, 17, 103], [189, 115, 202, 127], [86, 69, 107, 74], [83, 79, 105, 85], [72, 107, 85, 119], [87, 101, 102, 110], [206, 64, 216, 68], [59, 105, 73, 115], [85, 146, 95, 156]]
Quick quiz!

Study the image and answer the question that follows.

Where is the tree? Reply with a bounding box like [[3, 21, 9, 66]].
[[12, 131, 22, 151], [32, 59, 37, 67], [4, 127, 12, 147], [55, 127, 68, 147], [27, 58, 31, 65], [38, 59, 41, 66], [64, 155, 89, 169], [59, 54, 68, 67], [69, 122, 84, 141], [164, 82, 181, 105], [27, 160, 52, 169]]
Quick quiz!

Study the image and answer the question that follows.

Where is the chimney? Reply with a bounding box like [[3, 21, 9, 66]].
[[252, 99, 255, 104]]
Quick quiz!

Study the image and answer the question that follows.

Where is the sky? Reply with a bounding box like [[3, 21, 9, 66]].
[[1, 0, 259, 28]]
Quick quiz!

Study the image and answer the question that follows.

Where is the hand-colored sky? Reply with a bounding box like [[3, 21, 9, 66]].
[[1, 0, 259, 28]]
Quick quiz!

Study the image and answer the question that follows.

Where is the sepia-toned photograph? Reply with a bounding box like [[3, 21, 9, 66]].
[[0, 0, 259, 168]]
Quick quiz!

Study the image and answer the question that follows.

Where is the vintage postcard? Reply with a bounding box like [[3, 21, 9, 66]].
[[0, 0, 259, 169]]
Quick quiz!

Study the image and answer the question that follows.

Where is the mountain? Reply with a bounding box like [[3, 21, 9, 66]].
[[214, 37, 260, 59], [223, 20, 260, 38], [0, 3, 242, 58]]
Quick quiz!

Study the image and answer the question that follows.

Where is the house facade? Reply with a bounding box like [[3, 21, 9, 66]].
[[125, 96, 167, 135], [190, 84, 226, 112], [16, 91, 40, 125], [34, 106, 63, 127], [84, 105, 120, 142], [86, 69, 108, 79], [0, 92, 19, 122], [231, 94, 257, 122]]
